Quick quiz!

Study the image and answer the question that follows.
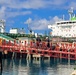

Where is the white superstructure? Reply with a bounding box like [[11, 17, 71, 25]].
[[48, 8, 76, 37], [48, 20, 76, 37], [9, 28, 25, 34]]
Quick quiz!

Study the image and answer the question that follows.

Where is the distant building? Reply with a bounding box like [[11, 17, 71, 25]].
[[0, 20, 5, 33], [9, 28, 25, 34]]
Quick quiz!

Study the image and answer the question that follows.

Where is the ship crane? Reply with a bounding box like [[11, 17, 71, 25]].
[[26, 18, 32, 34], [0, 19, 5, 23], [68, 7, 73, 20], [0, 19, 5, 33]]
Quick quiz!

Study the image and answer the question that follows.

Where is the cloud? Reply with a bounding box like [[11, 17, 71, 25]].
[[0, 0, 75, 9], [0, 6, 6, 19], [0, 0, 76, 19], [0, 0, 45, 9], [0, 0, 47, 9], [6, 11, 32, 18], [25, 16, 62, 30], [69, 2, 76, 10], [25, 18, 32, 24], [0, 6, 32, 19], [53, 16, 62, 22]]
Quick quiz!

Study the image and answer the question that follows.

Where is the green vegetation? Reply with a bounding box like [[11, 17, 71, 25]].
[[2, 33, 35, 39], [1, 32, 76, 43]]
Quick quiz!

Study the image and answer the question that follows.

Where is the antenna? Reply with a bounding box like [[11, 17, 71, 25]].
[[68, 7, 73, 20], [62, 15, 64, 20]]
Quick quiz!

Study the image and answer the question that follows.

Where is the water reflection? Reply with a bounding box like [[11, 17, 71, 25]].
[[2, 58, 76, 75]]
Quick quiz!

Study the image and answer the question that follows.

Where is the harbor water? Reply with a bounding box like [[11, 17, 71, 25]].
[[1, 58, 76, 75]]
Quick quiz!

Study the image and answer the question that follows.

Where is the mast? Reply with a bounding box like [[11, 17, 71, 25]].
[[68, 7, 73, 20]]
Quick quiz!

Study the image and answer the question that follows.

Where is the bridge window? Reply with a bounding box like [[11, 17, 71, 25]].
[[57, 21, 76, 25]]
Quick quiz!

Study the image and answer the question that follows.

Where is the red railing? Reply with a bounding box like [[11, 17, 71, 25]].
[[0, 39, 76, 60]]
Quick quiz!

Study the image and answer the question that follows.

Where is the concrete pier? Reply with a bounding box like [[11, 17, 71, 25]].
[[32, 54, 51, 62], [26, 54, 33, 60], [33, 54, 41, 61]]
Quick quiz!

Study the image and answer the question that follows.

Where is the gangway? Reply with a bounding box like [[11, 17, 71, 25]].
[[0, 34, 14, 42]]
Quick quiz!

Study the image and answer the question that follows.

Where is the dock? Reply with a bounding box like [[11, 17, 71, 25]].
[[0, 39, 76, 61]]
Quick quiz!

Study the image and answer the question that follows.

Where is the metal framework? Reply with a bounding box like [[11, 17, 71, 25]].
[[0, 39, 76, 60]]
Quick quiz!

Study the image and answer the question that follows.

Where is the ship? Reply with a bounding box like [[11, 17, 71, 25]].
[[48, 7, 76, 38]]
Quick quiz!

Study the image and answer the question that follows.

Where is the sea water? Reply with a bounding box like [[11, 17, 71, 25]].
[[1, 58, 76, 75]]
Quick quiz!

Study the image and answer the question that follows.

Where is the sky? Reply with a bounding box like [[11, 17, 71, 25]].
[[0, 0, 76, 35]]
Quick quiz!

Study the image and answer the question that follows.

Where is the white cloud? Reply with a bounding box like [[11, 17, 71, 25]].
[[69, 2, 76, 10], [0, 6, 6, 19], [0, 0, 76, 24], [0, 0, 44, 9], [0, 0, 46, 9], [6, 11, 32, 18], [25, 18, 32, 24], [0, 0, 76, 19], [53, 16, 62, 22], [0, 0, 74, 9], [25, 16, 62, 30], [0, 6, 31, 19]]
